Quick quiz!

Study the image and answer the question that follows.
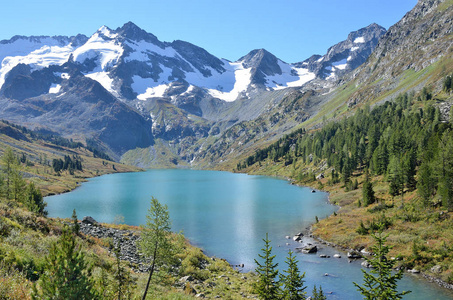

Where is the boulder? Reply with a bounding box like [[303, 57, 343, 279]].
[[361, 261, 372, 268], [333, 254, 341, 258], [347, 251, 362, 259], [297, 245, 318, 254], [431, 265, 442, 274], [82, 216, 98, 225], [293, 235, 302, 242]]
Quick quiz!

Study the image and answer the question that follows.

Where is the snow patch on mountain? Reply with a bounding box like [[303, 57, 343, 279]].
[[72, 29, 123, 71], [266, 60, 315, 90], [332, 58, 348, 70], [354, 37, 365, 43], [137, 84, 169, 100], [0, 43, 74, 89], [86, 72, 117, 95], [125, 40, 177, 62], [49, 84, 61, 94], [207, 62, 251, 102]]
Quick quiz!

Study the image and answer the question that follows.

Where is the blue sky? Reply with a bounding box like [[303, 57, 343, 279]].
[[1, 0, 417, 63]]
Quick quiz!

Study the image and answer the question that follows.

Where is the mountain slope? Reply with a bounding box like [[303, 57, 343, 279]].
[[0, 21, 386, 166]]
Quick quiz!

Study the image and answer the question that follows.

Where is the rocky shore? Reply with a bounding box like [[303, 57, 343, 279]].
[[78, 217, 149, 273]]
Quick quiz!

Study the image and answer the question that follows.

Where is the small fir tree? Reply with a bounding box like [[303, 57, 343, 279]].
[[32, 226, 97, 299], [311, 285, 327, 300], [140, 197, 177, 300], [72, 209, 80, 235], [353, 225, 411, 299], [253, 233, 280, 300], [280, 250, 306, 299]]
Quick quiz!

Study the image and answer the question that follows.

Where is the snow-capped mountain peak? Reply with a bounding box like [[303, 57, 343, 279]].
[[0, 22, 385, 103]]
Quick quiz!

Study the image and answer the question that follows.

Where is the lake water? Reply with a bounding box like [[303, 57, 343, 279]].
[[45, 169, 453, 299]]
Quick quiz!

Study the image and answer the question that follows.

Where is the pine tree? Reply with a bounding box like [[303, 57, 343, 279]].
[[362, 171, 376, 206], [417, 161, 435, 207], [72, 209, 80, 235], [1, 147, 19, 200], [281, 250, 306, 300], [33, 226, 97, 299], [25, 182, 47, 215], [311, 285, 326, 300], [253, 233, 280, 300], [139, 197, 177, 300], [353, 225, 411, 299]]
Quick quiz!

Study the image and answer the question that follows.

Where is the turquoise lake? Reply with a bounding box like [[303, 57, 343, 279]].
[[45, 169, 453, 299]]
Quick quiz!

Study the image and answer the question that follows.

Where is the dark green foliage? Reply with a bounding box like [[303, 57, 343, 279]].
[[311, 285, 326, 300], [280, 250, 306, 300], [253, 233, 280, 300], [32, 227, 97, 299], [239, 90, 453, 209], [52, 155, 82, 173], [25, 182, 47, 216], [417, 161, 435, 207], [72, 209, 80, 235], [353, 225, 411, 299], [362, 176, 375, 207]]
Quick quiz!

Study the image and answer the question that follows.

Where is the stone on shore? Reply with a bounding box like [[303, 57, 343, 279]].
[[296, 245, 318, 254], [82, 216, 98, 225]]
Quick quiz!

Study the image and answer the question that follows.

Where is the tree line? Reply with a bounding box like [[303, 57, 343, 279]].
[[240, 88, 453, 210]]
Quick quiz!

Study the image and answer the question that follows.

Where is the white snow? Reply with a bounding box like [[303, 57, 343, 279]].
[[206, 62, 252, 102], [0, 41, 74, 89], [265, 60, 315, 90], [317, 56, 324, 62], [49, 84, 61, 94], [354, 37, 365, 44], [124, 40, 177, 62], [332, 58, 348, 70], [350, 46, 360, 52], [72, 28, 123, 71], [347, 56, 353, 61], [85, 72, 116, 95], [137, 84, 169, 100]]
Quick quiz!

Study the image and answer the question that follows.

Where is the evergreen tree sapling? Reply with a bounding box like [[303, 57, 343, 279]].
[[311, 285, 327, 300], [32, 226, 97, 299], [253, 233, 280, 299], [353, 225, 411, 299], [139, 197, 176, 300], [280, 250, 306, 299]]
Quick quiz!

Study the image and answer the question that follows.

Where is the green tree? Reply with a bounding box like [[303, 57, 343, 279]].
[[139, 197, 175, 300], [72, 209, 80, 235], [25, 182, 47, 215], [1, 147, 19, 200], [416, 161, 435, 207], [253, 233, 280, 300], [362, 171, 376, 207], [353, 225, 411, 299], [311, 285, 326, 300], [281, 250, 306, 299], [436, 130, 453, 210], [32, 226, 97, 299]]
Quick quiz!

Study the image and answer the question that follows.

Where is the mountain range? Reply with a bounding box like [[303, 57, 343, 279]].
[[0, 0, 451, 168]]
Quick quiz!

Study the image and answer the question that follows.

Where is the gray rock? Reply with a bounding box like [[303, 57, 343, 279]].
[[431, 265, 442, 274], [82, 216, 97, 225], [334, 254, 341, 258], [347, 251, 362, 259]]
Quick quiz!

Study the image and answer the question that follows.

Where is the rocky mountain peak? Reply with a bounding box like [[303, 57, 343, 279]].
[[115, 21, 162, 46]]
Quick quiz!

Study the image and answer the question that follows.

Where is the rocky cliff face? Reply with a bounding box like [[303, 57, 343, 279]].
[[348, 0, 453, 105]]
